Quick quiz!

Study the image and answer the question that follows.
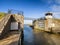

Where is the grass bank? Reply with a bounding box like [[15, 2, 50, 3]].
[[0, 12, 6, 19]]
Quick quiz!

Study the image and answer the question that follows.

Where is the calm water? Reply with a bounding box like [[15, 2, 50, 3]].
[[24, 25, 60, 45], [24, 25, 34, 45]]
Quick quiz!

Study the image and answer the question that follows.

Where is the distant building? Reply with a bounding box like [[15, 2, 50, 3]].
[[33, 12, 60, 33], [45, 12, 53, 31], [33, 17, 45, 30]]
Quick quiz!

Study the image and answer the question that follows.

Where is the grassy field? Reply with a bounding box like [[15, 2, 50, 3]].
[[0, 12, 6, 19]]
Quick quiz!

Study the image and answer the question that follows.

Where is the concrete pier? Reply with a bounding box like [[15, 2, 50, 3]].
[[0, 14, 24, 45]]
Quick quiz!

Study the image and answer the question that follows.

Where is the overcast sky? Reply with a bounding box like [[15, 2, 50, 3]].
[[0, 0, 60, 24]]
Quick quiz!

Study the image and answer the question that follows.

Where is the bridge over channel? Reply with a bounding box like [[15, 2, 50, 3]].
[[24, 17, 37, 20]]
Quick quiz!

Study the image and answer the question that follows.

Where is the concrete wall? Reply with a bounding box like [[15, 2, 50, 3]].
[[45, 19, 52, 32], [33, 18, 60, 33], [0, 14, 24, 39], [1, 16, 11, 38], [13, 15, 24, 28], [33, 20, 45, 30], [0, 15, 11, 38], [51, 19, 60, 33], [13, 15, 24, 45]]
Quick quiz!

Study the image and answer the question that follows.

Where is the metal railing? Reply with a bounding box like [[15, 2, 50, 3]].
[[8, 9, 23, 16]]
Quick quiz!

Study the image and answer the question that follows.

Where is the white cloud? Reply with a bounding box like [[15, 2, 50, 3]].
[[50, 4, 60, 18], [47, 0, 60, 4], [41, 0, 53, 4], [55, 0, 60, 4], [51, 5, 60, 12], [45, 0, 60, 5], [47, 0, 60, 5], [47, 0, 53, 4]]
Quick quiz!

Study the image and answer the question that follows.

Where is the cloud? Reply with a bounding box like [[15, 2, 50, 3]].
[[47, 0, 60, 4], [48, 0, 60, 13], [49, 0, 60, 18], [47, 0, 53, 4], [51, 5, 60, 12], [50, 4, 60, 18], [55, 0, 60, 4], [41, 0, 53, 4]]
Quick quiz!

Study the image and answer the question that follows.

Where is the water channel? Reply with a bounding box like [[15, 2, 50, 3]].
[[24, 24, 60, 45]]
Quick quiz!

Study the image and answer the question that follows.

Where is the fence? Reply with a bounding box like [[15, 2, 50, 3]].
[[8, 9, 23, 15]]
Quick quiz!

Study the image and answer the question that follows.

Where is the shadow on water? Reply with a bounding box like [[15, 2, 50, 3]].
[[33, 31, 56, 45], [24, 25, 56, 45]]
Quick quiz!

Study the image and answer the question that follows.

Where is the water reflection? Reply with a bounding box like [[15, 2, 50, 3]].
[[24, 25, 57, 45], [24, 25, 34, 45]]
